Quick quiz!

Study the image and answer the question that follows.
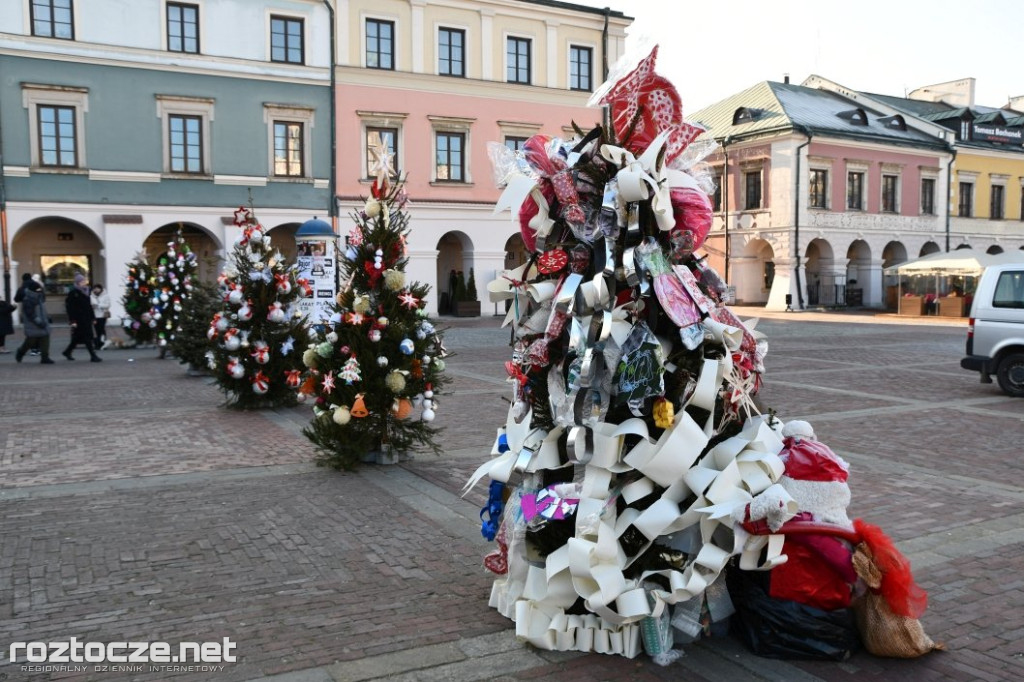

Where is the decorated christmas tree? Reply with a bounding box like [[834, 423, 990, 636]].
[[302, 137, 447, 470], [121, 255, 156, 345], [149, 226, 198, 357], [170, 279, 220, 374], [467, 47, 936, 664], [206, 204, 311, 409]]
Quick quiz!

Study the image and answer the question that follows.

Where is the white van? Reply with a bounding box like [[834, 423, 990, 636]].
[[961, 263, 1024, 396]]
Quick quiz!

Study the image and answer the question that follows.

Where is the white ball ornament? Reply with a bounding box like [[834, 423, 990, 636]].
[[377, 356, 389, 367], [369, 329, 382, 343], [225, 336, 240, 351], [326, 331, 339, 344], [399, 338, 415, 355], [230, 365, 245, 379], [333, 406, 352, 425]]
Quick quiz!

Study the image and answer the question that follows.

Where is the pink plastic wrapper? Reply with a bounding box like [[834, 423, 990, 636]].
[[670, 186, 713, 253]]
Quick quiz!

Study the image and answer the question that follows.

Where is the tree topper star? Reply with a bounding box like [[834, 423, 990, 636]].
[[367, 131, 395, 186]]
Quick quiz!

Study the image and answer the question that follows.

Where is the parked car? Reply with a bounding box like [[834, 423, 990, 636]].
[[960, 263, 1024, 396]]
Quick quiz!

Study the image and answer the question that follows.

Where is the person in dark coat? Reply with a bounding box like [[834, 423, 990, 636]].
[[0, 297, 15, 353], [14, 279, 55, 364], [63, 273, 102, 362]]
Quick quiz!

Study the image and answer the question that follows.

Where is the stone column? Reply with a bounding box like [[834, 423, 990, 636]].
[[406, 248, 440, 315], [766, 257, 805, 311]]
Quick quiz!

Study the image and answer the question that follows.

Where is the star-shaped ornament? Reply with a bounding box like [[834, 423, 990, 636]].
[[321, 370, 336, 395], [233, 206, 251, 226], [398, 291, 420, 310]]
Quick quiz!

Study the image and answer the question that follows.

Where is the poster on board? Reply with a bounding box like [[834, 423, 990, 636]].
[[295, 239, 337, 326]]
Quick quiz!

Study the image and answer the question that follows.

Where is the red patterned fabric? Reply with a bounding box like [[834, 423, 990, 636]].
[[599, 47, 704, 164]]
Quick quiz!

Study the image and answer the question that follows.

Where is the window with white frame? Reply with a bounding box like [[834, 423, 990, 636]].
[[847, 170, 865, 210], [506, 36, 531, 84], [167, 2, 199, 54], [22, 83, 88, 169], [711, 170, 723, 212], [438, 27, 465, 77], [429, 115, 474, 183], [569, 45, 592, 91], [881, 173, 900, 213], [270, 15, 304, 64], [365, 127, 398, 179], [743, 168, 762, 210], [156, 95, 213, 175], [31, 0, 74, 39], [264, 104, 313, 179], [958, 174, 976, 217], [990, 181, 1006, 220], [366, 18, 395, 70], [809, 168, 828, 209], [357, 111, 406, 183], [920, 176, 936, 215]]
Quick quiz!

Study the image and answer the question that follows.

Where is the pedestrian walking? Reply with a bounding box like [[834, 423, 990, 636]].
[[63, 273, 102, 362], [0, 297, 15, 353], [90, 283, 111, 347], [14, 278, 55, 364]]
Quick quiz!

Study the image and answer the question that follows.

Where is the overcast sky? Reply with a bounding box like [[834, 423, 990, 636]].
[[577, 0, 1022, 114]]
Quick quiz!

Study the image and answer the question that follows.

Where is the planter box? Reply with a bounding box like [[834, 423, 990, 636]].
[[899, 295, 924, 316], [454, 300, 481, 317]]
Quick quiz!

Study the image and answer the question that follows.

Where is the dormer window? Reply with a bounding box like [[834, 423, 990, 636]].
[[960, 118, 971, 141], [879, 114, 907, 131], [837, 108, 868, 126], [733, 107, 763, 125]]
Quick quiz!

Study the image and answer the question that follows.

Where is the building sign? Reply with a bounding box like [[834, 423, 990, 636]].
[[295, 239, 337, 325], [972, 123, 1023, 144]]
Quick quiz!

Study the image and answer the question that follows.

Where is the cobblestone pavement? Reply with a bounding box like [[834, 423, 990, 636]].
[[0, 309, 1022, 682]]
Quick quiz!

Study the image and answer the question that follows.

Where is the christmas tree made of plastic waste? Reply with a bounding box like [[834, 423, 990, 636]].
[[206, 204, 310, 409], [302, 136, 448, 470], [121, 256, 156, 345], [466, 47, 935, 664]]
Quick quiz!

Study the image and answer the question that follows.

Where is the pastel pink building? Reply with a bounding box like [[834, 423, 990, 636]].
[[692, 77, 955, 310], [332, 0, 631, 315]]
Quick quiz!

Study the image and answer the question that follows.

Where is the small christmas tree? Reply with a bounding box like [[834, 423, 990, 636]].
[[303, 137, 447, 469], [149, 225, 198, 357], [121, 256, 156, 345], [170, 279, 220, 374], [207, 204, 311, 408]]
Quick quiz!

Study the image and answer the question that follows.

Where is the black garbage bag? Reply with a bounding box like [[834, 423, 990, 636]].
[[726, 565, 860, 661]]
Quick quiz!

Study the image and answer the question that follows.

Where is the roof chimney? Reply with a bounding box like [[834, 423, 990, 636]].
[[784, 73, 790, 84]]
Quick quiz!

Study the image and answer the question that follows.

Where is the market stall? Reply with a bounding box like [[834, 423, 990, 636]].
[[884, 250, 1024, 316]]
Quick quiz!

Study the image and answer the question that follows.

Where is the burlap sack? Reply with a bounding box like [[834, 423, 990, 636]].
[[851, 543, 944, 658]]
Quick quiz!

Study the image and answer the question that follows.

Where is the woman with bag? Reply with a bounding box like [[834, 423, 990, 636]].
[[90, 283, 111, 347]]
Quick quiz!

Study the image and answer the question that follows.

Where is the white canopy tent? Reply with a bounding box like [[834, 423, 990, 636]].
[[883, 249, 1024, 276], [884, 250, 1024, 314]]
